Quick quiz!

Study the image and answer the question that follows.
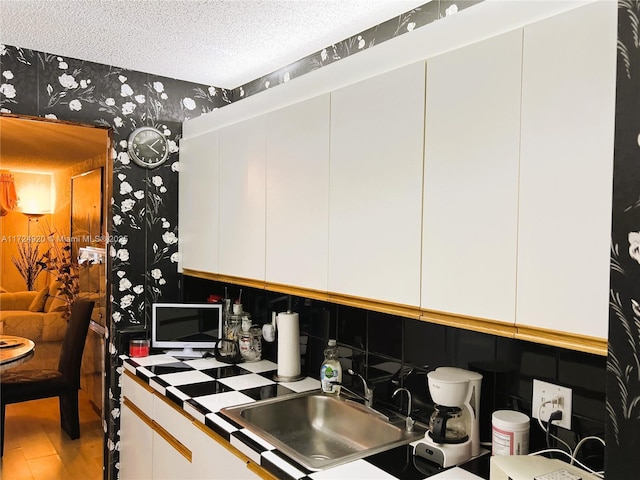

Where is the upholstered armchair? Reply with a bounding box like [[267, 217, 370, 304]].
[[0, 283, 68, 371]]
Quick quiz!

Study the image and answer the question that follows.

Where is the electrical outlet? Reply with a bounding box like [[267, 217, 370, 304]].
[[532, 379, 572, 430]]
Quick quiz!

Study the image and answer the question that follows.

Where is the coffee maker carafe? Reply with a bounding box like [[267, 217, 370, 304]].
[[414, 367, 483, 468], [429, 405, 471, 444]]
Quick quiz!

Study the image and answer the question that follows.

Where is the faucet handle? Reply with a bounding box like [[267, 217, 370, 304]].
[[347, 368, 373, 407], [405, 415, 415, 432]]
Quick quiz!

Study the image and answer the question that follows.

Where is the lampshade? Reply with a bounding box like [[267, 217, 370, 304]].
[[13, 171, 55, 215]]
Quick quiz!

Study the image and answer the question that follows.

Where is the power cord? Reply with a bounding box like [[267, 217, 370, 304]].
[[546, 410, 563, 453], [537, 399, 571, 454], [571, 436, 605, 466], [533, 398, 606, 478], [529, 449, 604, 479]]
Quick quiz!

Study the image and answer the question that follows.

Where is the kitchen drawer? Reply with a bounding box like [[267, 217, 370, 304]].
[[122, 372, 154, 419]]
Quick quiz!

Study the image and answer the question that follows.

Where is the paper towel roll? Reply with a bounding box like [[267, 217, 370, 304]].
[[276, 312, 300, 379]]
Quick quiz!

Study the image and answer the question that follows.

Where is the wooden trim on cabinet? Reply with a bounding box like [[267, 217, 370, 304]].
[[123, 397, 155, 430], [182, 269, 266, 289], [152, 418, 193, 462], [182, 272, 607, 355], [264, 282, 328, 302], [515, 324, 607, 356], [327, 291, 421, 319], [419, 309, 517, 339]]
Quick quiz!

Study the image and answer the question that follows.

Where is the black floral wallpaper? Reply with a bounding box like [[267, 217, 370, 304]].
[[606, 1, 640, 477], [0, 44, 231, 478], [234, 0, 480, 100]]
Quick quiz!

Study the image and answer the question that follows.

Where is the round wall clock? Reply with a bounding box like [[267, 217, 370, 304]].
[[127, 127, 169, 169]]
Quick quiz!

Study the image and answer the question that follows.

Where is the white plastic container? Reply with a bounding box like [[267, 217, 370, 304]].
[[492, 410, 530, 456]]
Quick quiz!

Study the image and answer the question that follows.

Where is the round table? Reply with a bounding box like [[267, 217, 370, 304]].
[[0, 335, 35, 371]]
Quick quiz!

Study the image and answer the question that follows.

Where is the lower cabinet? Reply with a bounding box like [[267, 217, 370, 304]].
[[152, 430, 193, 480], [190, 423, 255, 479], [120, 371, 263, 480], [120, 400, 153, 480]]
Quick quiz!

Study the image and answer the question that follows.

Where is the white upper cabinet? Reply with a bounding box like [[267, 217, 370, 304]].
[[265, 94, 330, 291], [178, 132, 219, 274], [218, 116, 266, 281], [516, 2, 616, 339], [421, 29, 522, 323], [328, 62, 425, 306]]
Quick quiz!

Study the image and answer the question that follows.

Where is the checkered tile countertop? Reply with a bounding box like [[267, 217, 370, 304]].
[[122, 354, 483, 480]]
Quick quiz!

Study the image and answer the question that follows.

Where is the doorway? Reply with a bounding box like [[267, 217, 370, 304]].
[[0, 113, 111, 456]]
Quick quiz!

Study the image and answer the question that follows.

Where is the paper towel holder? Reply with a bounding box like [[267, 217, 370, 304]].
[[270, 309, 306, 383]]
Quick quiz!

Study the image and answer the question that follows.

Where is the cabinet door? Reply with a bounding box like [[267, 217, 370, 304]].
[[152, 431, 193, 480], [329, 62, 425, 306], [218, 117, 266, 281], [266, 94, 330, 291], [120, 402, 153, 480], [421, 29, 522, 323], [516, 2, 616, 339], [178, 131, 219, 274], [122, 372, 154, 418], [190, 424, 259, 479], [154, 394, 194, 454]]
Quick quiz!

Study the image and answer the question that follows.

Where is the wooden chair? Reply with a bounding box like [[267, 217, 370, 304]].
[[0, 298, 94, 456]]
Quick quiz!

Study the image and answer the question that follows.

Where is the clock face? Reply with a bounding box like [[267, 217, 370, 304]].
[[128, 127, 169, 168]]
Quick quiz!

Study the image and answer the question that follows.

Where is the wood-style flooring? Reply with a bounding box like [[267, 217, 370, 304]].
[[0, 390, 104, 480]]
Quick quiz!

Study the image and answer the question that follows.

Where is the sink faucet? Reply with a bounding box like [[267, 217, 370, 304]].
[[346, 369, 373, 407], [392, 387, 415, 432]]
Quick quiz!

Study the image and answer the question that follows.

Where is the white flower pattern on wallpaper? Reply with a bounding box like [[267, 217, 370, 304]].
[[606, 4, 640, 474], [0, 83, 16, 98], [629, 231, 640, 264]]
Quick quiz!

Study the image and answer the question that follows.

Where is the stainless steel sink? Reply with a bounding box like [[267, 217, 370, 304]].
[[221, 390, 427, 471]]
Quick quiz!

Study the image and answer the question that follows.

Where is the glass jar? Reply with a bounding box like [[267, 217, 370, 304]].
[[239, 326, 262, 362], [129, 339, 149, 358]]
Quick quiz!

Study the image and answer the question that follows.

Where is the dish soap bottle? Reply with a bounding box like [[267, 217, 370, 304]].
[[320, 339, 342, 394]]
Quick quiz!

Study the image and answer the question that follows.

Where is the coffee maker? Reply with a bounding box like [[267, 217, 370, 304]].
[[414, 367, 483, 468]]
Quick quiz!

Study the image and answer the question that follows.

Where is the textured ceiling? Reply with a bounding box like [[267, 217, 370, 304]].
[[0, 0, 426, 89]]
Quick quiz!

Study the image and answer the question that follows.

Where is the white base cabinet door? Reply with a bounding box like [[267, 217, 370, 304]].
[[190, 425, 258, 479], [265, 94, 330, 291], [328, 62, 425, 307], [421, 29, 522, 323], [152, 431, 193, 480], [516, 1, 616, 339], [178, 131, 220, 274], [119, 402, 153, 480]]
